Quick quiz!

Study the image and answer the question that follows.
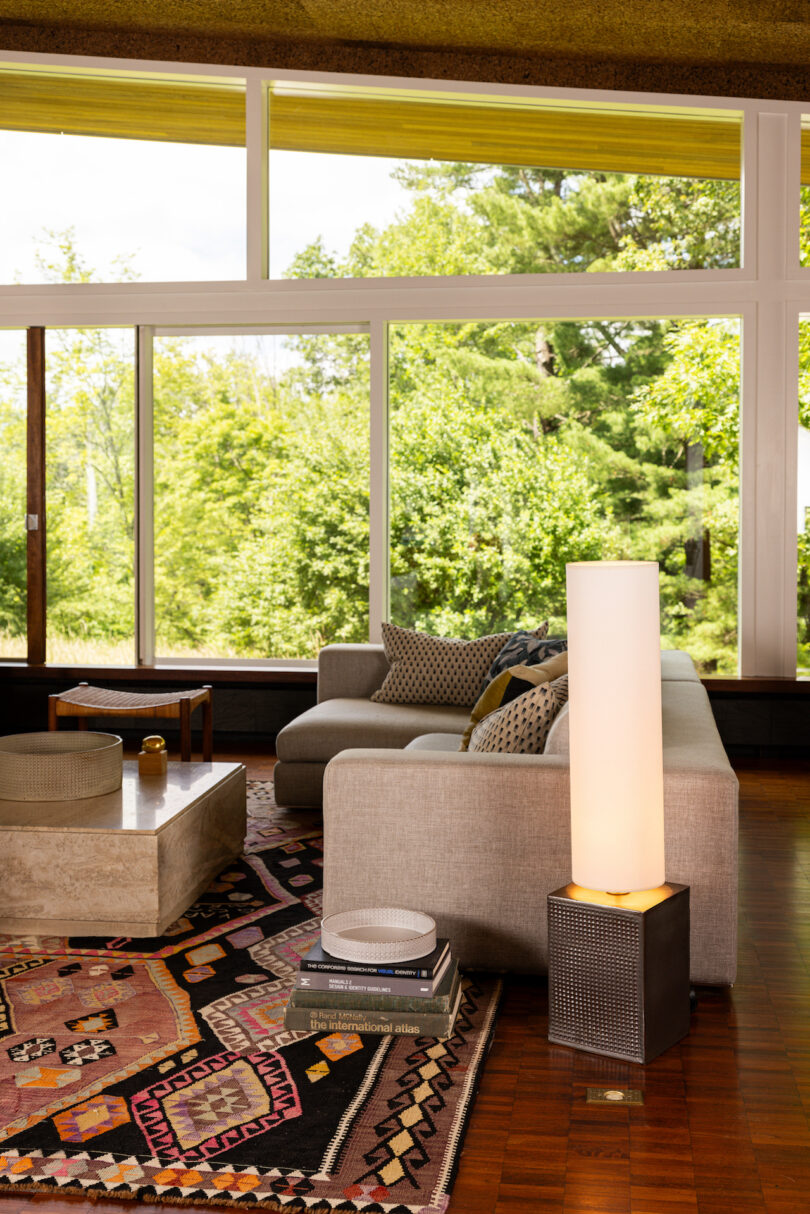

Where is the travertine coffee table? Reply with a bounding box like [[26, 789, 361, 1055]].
[[0, 761, 246, 937]]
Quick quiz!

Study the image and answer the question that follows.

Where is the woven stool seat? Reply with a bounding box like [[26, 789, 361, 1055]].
[[48, 683, 213, 762]]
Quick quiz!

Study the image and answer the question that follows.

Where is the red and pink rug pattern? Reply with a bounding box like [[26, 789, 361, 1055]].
[[0, 782, 501, 1213]]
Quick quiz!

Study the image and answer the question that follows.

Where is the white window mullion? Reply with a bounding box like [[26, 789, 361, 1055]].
[[369, 318, 389, 643], [246, 77, 269, 281], [739, 111, 796, 675], [136, 325, 155, 666]]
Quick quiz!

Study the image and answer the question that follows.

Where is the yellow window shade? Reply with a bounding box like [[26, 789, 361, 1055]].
[[0, 71, 245, 146], [6, 69, 808, 186], [269, 91, 745, 182]]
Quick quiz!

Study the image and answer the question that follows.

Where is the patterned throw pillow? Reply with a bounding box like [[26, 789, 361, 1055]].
[[481, 632, 568, 692], [468, 674, 569, 754], [371, 621, 549, 708], [460, 651, 568, 751]]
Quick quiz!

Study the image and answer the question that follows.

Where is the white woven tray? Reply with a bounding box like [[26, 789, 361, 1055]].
[[0, 732, 123, 802], [321, 907, 437, 963]]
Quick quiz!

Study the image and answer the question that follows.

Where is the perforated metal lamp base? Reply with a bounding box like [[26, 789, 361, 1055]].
[[547, 882, 690, 1064]]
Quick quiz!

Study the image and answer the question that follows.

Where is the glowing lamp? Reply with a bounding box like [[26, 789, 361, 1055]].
[[566, 559, 665, 893], [546, 560, 691, 1064]]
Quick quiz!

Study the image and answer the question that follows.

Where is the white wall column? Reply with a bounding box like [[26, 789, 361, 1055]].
[[135, 326, 155, 666], [368, 318, 389, 643], [246, 77, 269, 281], [739, 111, 798, 675]]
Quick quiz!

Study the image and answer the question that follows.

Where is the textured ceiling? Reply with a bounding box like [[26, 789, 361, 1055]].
[[1, 1, 809, 100]]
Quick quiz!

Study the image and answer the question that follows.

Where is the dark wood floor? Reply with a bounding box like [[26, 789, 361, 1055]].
[[1, 757, 808, 1214]]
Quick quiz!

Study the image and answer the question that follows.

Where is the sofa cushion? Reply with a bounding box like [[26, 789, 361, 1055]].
[[482, 633, 567, 690], [276, 697, 472, 763], [460, 651, 569, 751], [371, 621, 548, 708], [468, 674, 569, 754], [405, 733, 465, 751]]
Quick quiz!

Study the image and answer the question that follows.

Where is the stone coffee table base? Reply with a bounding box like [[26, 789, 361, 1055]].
[[0, 761, 246, 937]]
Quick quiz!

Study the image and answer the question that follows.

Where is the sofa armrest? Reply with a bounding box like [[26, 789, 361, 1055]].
[[323, 749, 571, 973], [322, 742, 739, 984], [317, 644, 389, 703]]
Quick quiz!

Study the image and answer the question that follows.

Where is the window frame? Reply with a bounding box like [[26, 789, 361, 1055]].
[[0, 49, 806, 675]]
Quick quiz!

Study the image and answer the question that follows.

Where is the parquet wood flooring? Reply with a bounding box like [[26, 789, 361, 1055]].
[[1, 757, 808, 1214]]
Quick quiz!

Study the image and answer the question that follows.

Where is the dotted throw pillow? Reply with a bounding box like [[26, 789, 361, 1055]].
[[371, 621, 549, 708], [468, 674, 569, 754]]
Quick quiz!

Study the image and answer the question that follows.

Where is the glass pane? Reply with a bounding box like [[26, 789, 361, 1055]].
[[0, 331, 27, 658], [798, 318, 810, 671], [801, 123, 810, 268], [388, 318, 740, 674], [46, 328, 135, 664], [0, 72, 245, 284], [270, 87, 741, 279], [153, 332, 370, 659]]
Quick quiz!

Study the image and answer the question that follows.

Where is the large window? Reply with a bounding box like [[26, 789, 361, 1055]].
[[0, 56, 805, 676], [389, 319, 739, 672], [269, 86, 742, 278]]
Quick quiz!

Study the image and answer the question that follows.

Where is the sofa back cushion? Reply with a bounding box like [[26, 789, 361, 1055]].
[[371, 621, 548, 708], [468, 674, 569, 754]]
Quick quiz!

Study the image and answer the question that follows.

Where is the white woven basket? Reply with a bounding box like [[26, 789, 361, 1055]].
[[0, 732, 123, 802], [321, 907, 437, 963]]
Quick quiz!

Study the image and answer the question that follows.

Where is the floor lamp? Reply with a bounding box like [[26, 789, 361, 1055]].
[[547, 560, 690, 1064]]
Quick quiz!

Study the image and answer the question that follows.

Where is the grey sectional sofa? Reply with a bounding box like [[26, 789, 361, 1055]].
[[276, 643, 738, 985]]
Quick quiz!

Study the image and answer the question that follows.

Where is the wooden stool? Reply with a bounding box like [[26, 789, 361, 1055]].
[[48, 684, 213, 762]]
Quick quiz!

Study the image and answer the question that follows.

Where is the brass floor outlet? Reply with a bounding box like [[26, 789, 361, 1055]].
[[586, 1087, 644, 1106]]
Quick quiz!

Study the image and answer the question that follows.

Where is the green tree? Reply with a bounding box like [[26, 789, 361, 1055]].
[[286, 161, 741, 666]]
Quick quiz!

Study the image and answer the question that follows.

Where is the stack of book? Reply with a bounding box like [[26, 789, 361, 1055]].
[[284, 936, 461, 1038]]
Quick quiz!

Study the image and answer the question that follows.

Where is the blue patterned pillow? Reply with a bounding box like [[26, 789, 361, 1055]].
[[481, 633, 567, 692]]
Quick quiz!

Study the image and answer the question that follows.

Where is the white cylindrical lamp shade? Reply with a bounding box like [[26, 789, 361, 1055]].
[[566, 561, 665, 893]]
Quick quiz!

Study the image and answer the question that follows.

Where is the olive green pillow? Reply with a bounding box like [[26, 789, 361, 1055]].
[[459, 650, 568, 751]]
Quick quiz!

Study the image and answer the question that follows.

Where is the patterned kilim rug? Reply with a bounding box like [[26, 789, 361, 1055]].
[[0, 780, 501, 1214]]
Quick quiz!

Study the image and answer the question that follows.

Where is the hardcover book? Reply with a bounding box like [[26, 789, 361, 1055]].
[[291, 962, 460, 1013], [298, 936, 450, 979], [295, 951, 452, 997], [283, 980, 463, 1038]]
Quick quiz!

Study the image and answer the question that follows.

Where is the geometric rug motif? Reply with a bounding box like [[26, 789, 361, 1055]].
[[0, 780, 502, 1214], [131, 1051, 301, 1161], [0, 957, 198, 1143], [199, 919, 323, 1053]]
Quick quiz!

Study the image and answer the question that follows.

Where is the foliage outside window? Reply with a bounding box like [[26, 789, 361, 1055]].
[[153, 334, 370, 661], [45, 325, 135, 665], [383, 318, 739, 673]]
